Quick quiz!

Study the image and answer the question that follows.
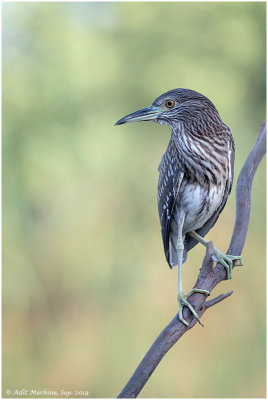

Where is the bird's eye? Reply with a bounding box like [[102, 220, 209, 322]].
[[165, 99, 175, 108]]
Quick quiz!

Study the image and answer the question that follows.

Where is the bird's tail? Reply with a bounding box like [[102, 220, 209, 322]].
[[167, 236, 188, 269]]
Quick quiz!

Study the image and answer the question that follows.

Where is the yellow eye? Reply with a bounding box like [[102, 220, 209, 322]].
[[165, 99, 175, 108]]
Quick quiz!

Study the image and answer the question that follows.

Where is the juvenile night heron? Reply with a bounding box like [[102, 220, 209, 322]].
[[115, 88, 243, 326]]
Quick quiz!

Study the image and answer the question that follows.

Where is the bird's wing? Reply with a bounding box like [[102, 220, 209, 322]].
[[158, 141, 184, 268], [185, 137, 235, 253]]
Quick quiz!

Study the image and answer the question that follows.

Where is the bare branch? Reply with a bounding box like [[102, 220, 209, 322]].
[[204, 291, 233, 309], [117, 122, 266, 399]]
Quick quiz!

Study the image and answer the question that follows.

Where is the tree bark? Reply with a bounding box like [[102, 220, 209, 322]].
[[117, 122, 266, 399]]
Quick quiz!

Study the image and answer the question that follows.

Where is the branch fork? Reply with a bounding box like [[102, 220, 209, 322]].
[[117, 122, 266, 398]]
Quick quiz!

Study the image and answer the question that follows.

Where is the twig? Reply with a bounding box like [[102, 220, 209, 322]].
[[204, 291, 233, 309], [117, 122, 266, 398]]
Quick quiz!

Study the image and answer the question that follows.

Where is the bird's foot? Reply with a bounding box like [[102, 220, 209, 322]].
[[213, 247, 244, 280], [177, 288, 210, 327]]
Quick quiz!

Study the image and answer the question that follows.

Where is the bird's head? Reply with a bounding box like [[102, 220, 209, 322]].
[[115, 88, 219, 127]]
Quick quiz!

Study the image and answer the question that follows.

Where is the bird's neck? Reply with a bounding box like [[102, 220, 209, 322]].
[[171, 122, 230, 185]]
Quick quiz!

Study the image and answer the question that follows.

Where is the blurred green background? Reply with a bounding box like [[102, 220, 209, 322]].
[[2, 2, 266, 398]]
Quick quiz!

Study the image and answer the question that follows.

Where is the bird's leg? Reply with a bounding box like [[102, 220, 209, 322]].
[[176, 214, 210, 327], [188, 231, 244, 280]]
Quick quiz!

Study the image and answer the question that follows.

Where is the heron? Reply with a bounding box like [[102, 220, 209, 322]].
[[115, 88, 243, 326]]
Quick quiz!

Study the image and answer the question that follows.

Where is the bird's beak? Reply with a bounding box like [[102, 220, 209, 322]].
[[114, 105, 163, 126]]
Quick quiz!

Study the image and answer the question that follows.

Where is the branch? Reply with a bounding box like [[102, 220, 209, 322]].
[[117, 122, 266, 398]]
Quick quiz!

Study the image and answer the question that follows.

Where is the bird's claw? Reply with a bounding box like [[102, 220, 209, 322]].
[[213, 248, 244, 279], [177, 288, 210, 327], [233, 257, 244, 267]]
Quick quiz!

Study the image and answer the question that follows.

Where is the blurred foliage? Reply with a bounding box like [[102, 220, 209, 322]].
[[2, 2, 266, 398]]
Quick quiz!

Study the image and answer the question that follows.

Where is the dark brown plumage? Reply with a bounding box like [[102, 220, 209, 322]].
[[155, 89, 234, 268], [115, 88, 242, 326]]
